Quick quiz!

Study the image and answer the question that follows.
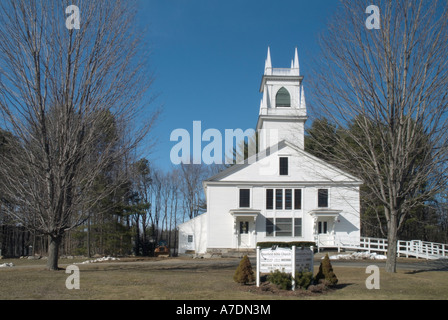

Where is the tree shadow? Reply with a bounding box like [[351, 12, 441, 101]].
[[404, 260, 448, 274]]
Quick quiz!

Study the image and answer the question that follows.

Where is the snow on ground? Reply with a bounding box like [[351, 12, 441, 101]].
[[327, 252, 387, 260], [74, 256, 120, 265], [0, 262, 14, 268]]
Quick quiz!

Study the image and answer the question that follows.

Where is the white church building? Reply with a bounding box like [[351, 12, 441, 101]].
[[178, 48, 362, 255]]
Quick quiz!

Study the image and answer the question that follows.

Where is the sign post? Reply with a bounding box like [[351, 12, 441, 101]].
[[256, 245, 313, 291]]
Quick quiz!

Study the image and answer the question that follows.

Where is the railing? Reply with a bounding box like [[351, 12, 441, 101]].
[[397, 240, 448, 259], [316, 235, 448, 260], [264, 67, 300, 76]]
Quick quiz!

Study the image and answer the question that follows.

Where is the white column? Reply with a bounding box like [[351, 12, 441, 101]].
[[256, 246, 260, 287], [291, 245, 296, 291]]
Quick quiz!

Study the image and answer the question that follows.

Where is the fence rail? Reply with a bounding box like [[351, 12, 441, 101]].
[[316, 235, 448, 260]]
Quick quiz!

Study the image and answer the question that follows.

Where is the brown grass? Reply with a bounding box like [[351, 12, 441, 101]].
[[0, 257, 447, 300]]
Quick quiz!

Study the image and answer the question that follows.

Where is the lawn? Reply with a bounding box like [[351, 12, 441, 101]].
[[0, 257, 447, 300]]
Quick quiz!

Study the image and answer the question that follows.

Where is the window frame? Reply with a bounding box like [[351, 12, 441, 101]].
[[266, 188, 303, 211], [265, 217, 303, 238], [294, 189, 302, 210], [239, 188, 251, 208], [318, 188, 329, 208], [276, 87, 291, 108], [279, 157, 289, 176], [266, 189, 274, 210], [275, 189, 283, 210]]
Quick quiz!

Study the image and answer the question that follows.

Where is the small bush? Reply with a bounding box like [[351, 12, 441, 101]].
[[315, 253, 338, 286], [233, 255, 255, 285], [295, 271, 313, 290], [267, 270, 292, 290]]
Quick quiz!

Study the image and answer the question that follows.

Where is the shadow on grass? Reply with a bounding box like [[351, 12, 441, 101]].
[[404, 260, 448, 274]]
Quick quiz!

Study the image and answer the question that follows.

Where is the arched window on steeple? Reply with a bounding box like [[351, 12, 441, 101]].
[[276, 87, 291, 108]]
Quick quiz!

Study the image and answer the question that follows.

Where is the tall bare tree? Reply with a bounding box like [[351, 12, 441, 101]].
[[308, 0, 448, 272], [0, 0, 158, 270]]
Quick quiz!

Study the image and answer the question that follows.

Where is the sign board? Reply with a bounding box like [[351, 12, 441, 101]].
[[256, 246, 314, 290], [259, 247, 293, 273], [294, 247, 314, 273]]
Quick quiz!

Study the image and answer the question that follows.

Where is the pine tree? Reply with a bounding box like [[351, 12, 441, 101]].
[[315, 253, 338, 285], [233, 255, 255, 285]]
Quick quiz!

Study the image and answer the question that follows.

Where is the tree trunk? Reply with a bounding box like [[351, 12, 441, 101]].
[[385, 212, 398, 273], [47, 235, 62, 271]]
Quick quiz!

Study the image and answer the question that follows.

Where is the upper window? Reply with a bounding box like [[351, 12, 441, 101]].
[[239, 189, 250, 208], [276, 87, 291, 108], [279, 157, 289, 176], [266, 188, 302, 211], [318, 189, 329, 208]]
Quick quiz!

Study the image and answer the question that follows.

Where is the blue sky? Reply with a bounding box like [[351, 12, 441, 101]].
[[136, 0, 340, 171]]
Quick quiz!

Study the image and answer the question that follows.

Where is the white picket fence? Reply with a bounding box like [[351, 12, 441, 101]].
[[316, 235, 448, 260]]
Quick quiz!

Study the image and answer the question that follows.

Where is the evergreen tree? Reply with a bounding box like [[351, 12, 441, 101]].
[[233, 255, 255, 285], [315, 254, 338, 286]]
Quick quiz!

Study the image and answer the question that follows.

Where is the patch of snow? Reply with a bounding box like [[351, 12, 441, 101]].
[[74, 256, 120, 265], [326, 252, 387, 260], [0, 262, 14, 268]]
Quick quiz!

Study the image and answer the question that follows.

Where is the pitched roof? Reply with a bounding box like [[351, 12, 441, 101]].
[[204, 140, 363, 185]]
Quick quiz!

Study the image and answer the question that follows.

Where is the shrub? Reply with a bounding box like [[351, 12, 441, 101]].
[[233, 255, 255, 285], [315, 253, 338, 286], [295, 271, 313, 290], [267, 270, 292, 290]]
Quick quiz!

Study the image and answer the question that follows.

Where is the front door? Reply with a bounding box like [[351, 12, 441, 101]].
[[238, 221, 251, 248], [317, 219, 334, 246]]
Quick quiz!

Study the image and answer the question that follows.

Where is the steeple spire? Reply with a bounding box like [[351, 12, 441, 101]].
[[293, 47, 300, 72], [264, 47, 272, 75]]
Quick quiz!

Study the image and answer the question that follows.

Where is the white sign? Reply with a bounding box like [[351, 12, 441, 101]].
[[256, 246, 314, 290], [259, 247, 293, 273]]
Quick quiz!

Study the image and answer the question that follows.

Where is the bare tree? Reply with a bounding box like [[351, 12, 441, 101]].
[[309, 0, 448, 272], [0, 0, 158, 270], [179, 163, 208, 221]]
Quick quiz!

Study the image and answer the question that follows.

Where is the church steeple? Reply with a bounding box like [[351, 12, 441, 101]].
[[257, 47, 308, 150]]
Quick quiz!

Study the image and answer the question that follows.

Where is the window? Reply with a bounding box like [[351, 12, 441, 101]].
[[275, 189, 283, 210], [318, 221, 328, 234], [266, 218, 274, 237], [318, 189, 329, 208], [294, 189, 302, 210], [188, 235, 193, 243], [294, 218, 302, 237], [239, 189, 250, 208], [266, 188, 302, 211], [276, 218, 292, 237], [285, 189, 292, 210], [276, 87, 291, 108], [240, 221, 249, 234], [279, 157, 289, 175], [266, 189, 274, 210], [265, 218, 303, 237]]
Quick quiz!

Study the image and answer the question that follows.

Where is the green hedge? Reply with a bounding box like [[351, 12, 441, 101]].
[[256, 241, 315, 249]]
